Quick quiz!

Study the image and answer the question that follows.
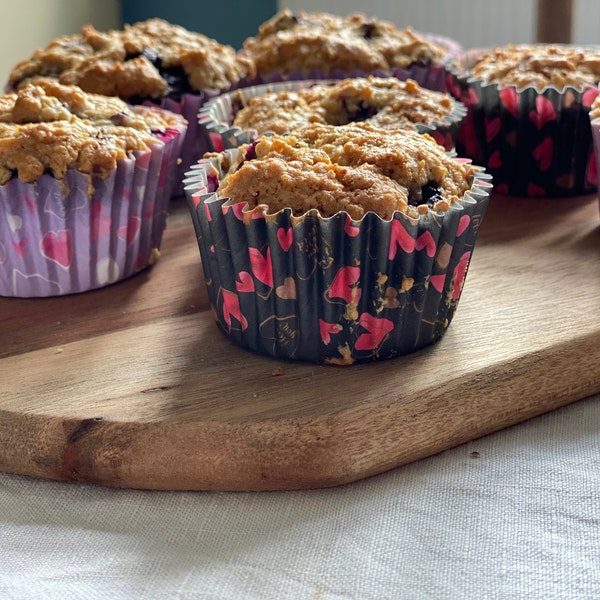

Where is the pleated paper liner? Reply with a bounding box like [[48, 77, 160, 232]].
[[447, 47, 600, 197], [198, 79, 467, 153], [183, 152, 492, 365], [0, 119, 186, 298]]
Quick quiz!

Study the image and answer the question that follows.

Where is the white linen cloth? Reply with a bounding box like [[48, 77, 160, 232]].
[[1, 394, 599, 600]]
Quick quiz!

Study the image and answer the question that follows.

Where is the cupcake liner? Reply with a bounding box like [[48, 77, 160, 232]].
[[447, 47, 600, 197], [0, 123, 185, 297], [148, 89, 222, 198], [184, 151, 492, 365], [199, 80, 467, 153]]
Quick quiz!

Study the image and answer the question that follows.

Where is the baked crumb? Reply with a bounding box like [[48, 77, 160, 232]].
[[8, 18, 255, 98], [240, 9, 447, 76], [468, 44, 600, 91], [0, 81, 186, 184], [217, 122, 473, 219], [233, 76, 455, 134]]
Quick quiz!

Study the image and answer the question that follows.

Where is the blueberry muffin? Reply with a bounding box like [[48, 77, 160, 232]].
[[447, 44, 600, 197], [239, 9, 459, 91], [0, 80, 187, 297], [184, 122, 492, 364], [7, 18, 255, 196]]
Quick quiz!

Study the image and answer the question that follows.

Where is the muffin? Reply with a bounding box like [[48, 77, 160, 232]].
[[199, 77, 467, 152], [0, 81, 187, 297], [6, 18, 255, 197], [447, 44, 600, 197], [239, 9, 461, 92], [184, 122, 492, 365]]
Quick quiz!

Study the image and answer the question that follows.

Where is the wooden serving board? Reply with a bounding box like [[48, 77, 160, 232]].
[[1, 194, 599, 491]]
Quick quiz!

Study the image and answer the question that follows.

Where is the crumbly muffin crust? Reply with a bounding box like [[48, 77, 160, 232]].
[[0, 80, 186, 184], [8, 18, 255, 99], [468, 44, 600, 91], [232, 77, 455, 134], [216, 122, 473, 220], [240, 9, 447, 76]]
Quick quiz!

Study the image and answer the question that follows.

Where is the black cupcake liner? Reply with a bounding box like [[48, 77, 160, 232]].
[[183, 151, 492, 365], [447, 47, 600, 197]]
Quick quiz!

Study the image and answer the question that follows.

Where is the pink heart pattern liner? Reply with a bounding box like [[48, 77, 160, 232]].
[[184, 152, 492, 365], [0, 123, 186, 298], [447, 49, 600, 198]]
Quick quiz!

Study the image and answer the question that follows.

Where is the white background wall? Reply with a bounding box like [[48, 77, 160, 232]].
[[0, 0, 119, 83], [1, 1, 599, 84]]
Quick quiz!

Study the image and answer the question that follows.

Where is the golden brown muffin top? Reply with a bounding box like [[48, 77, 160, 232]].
[[232, 77, 455, 134], [240, 9, 447, 76], [0, 80, 186, 184], [8, 18, 255, 99], [468, 44, 600, 91], [216, 122, 473, 220]]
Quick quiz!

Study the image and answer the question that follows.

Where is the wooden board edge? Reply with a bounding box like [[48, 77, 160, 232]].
[[1, 329, 598, 492]]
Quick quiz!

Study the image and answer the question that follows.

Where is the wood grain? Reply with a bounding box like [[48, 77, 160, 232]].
[[1, 194, 599, 491]]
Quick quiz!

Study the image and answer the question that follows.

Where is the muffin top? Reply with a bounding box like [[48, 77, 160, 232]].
[[240, 9, 448, 76], [232, 77, 457, 134], [215, 122, 474, 220], [7, 18, 255, 100], [467, 44, 600, 91], [0, 80, 187, 184]]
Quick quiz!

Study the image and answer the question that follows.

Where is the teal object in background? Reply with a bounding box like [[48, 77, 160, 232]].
[[121, 0, 278, 49]]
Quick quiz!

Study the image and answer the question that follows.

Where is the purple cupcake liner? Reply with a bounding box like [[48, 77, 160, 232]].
[[0, 123, 185, 298], [183, 151, 492, 365], [149, 89, 225, 198], [447, 48, 600, 198], [198, 79, 467, 153]]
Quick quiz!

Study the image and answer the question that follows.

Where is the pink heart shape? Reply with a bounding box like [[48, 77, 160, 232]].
[[12, 238, 28, 257], [582, 87, 600, 108], [248, 247, 273, 287], [388, 220, 416, 260], [529, 96, 556, 129], [344, 216, 360, 237], [117, 216, 141, 246], [41, 230, 72, 268], [485, 118, 501, 142], [235, 271, 255, 293], [429, 274, 446, 293], [355, 313, 395, 351], [276, 227, 293, 251], [499, 87, 519, 118], [91, 199, 111, 240], [532, 137, 553, 171], [468, 88, 480, 106], [456, 215, 471, 237], [415, 231, 436, 257], [527, 183, 546, 197], [488, 151, 502, 169]]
